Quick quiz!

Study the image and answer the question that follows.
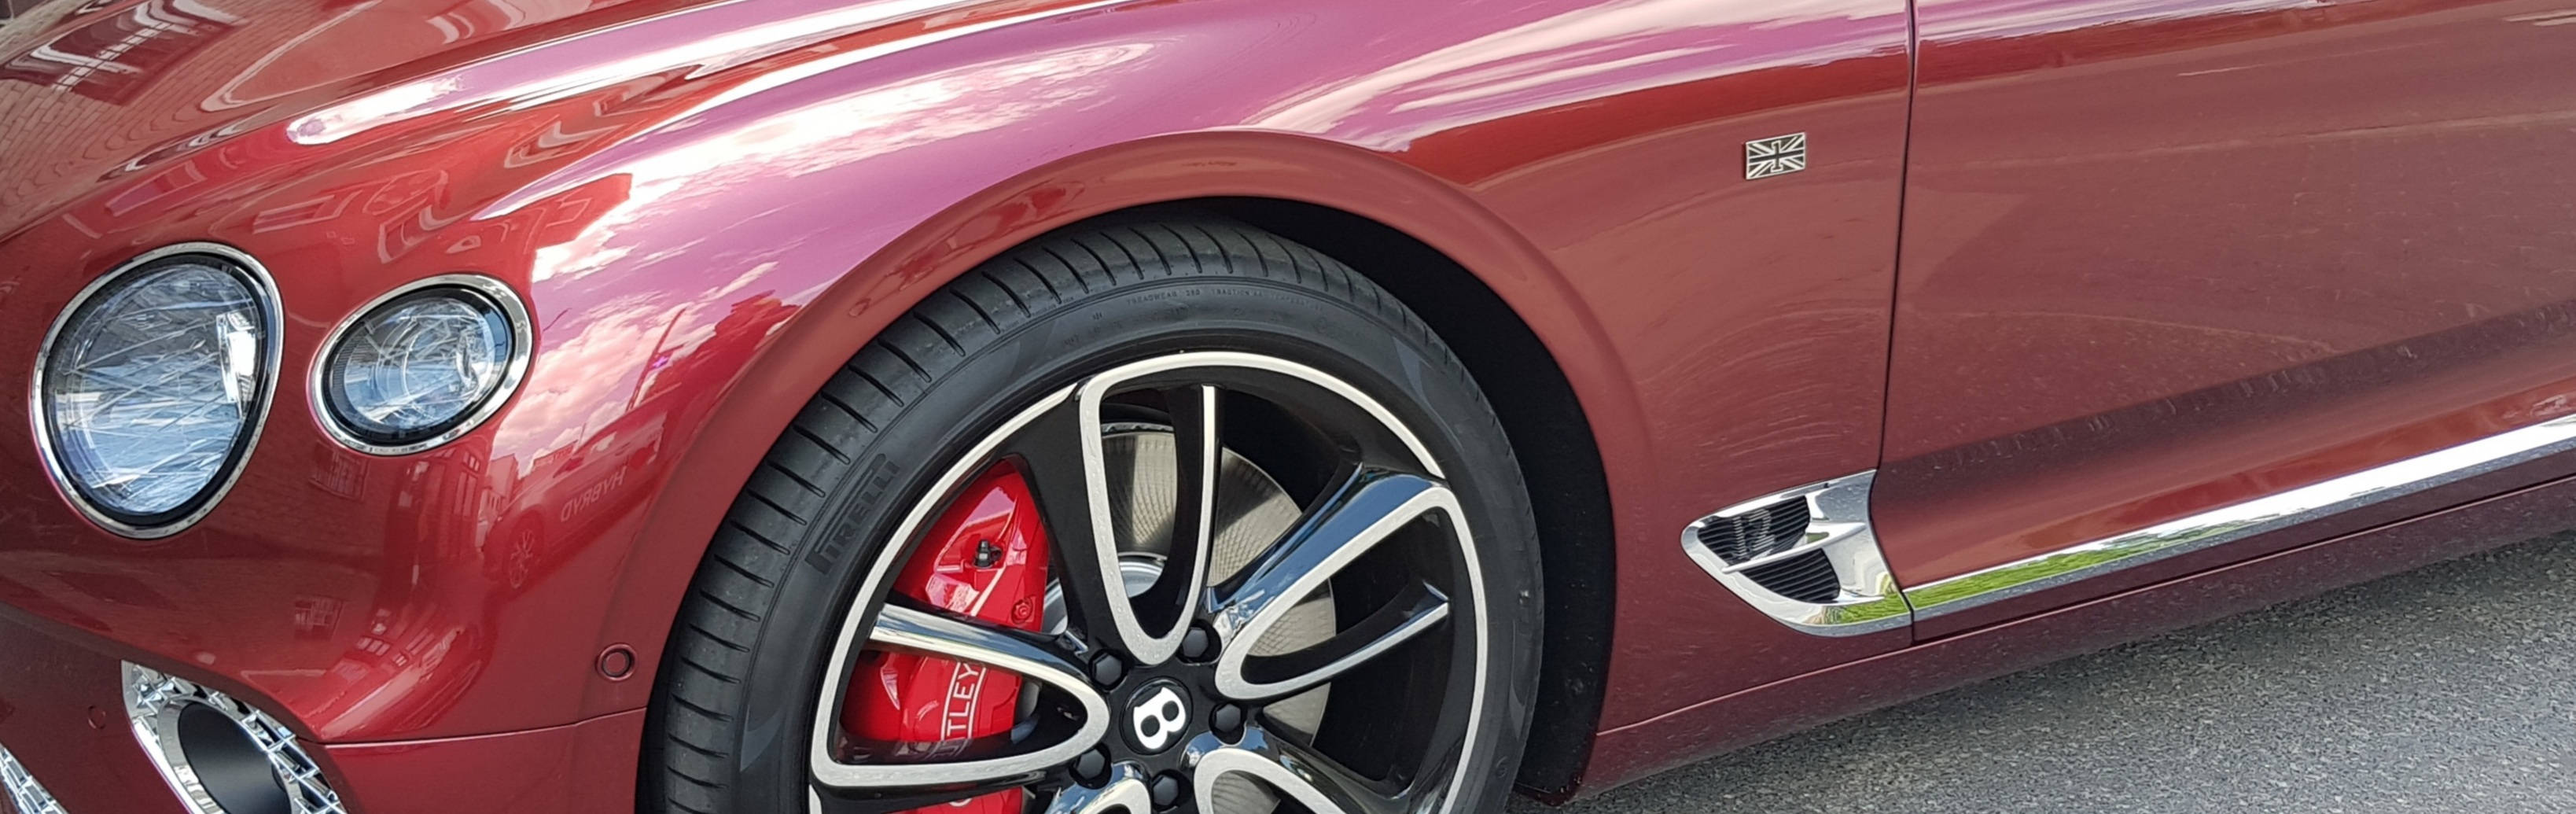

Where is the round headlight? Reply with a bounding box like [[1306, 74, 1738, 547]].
[[317, 275, 528, 454], [36, 248, 277, 536]]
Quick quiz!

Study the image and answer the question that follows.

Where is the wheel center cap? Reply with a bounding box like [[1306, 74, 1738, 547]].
[[1124, 680, 1191, 754]]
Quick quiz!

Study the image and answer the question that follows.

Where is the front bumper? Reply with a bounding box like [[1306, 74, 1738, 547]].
[[2, 741, 69, 814], [0, 613, 193, 814], [0, 612, 641, 814]]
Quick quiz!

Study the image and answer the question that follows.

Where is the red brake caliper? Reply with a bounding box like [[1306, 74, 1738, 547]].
[[844, 462, 1051, 813]]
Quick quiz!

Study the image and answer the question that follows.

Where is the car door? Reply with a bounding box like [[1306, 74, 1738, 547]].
[[1876, 0, 2576, 635]]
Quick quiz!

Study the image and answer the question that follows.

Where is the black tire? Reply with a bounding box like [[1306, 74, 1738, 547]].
[[643, 215, 1544, 813]]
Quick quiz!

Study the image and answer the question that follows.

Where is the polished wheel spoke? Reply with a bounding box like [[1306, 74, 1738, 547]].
[[867, 606, 1101, 699], [1006, 374, 1224, 665], [1131, 382, 1220, 656], [1193, 725, 1410, 814], [1040, 764, 1154, 814], [808, 606, 1110, 790], [1231, 580, 1451, 702], [1003, 392, 1134, 654], [1210, 470, 1460, 701]]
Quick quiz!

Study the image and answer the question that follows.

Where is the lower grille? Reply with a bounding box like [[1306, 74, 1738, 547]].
[[1739, 549, 1843, 604], [0, 742, 68, 814], [125, 664, 348, 814]]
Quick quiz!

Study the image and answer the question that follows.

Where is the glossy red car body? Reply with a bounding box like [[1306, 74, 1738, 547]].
[[1, 0, 2570, 810]]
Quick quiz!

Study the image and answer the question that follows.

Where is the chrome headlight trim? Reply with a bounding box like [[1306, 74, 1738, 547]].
[[29, 243, 282, 540], [309, 273, 532, 456], [123, 664, 348, 814], [1, 741, 70, 814]]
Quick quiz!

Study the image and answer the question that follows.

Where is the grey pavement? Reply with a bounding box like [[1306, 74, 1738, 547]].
[[1518, 532, 2576, 814]]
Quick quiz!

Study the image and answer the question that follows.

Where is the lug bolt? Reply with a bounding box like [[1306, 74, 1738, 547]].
[[1210, 703, 1244, 738], [1073, 749, 1109, 784], [1091, 653, 1126, 687], [1180, 625, 1214, 661], [1150, 772, 1183, 807]]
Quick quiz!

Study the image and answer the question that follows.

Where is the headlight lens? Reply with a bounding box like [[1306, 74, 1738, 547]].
[[40, 255, 271, 527], [320, 285, 520, 449]]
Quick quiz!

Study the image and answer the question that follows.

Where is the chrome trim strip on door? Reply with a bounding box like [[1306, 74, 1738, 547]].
[[1904, 411, 2576, 621]]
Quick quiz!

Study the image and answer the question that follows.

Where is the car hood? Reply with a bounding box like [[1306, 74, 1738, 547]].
[[0, 0, 1016, 240]]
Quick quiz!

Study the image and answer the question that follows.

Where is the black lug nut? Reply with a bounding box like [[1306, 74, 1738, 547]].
[[1180, 626, 1214, 661], [1150, 772, 1183, 807], [1090, 654, 1126, 687], [1210, 703, 1244, 737], [1073, 749, 1109, 784]]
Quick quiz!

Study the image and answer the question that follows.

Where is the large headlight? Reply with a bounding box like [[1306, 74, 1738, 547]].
[[315, 274, 529, 455], [35, 246, 278, 537]]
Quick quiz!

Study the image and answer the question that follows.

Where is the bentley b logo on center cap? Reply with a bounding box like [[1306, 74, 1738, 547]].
[[1128, 684, 1190, 753]]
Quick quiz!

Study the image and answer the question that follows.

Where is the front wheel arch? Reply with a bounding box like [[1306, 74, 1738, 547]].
[[640, 215, 1549, 813], [583, 135, 1628, 795]]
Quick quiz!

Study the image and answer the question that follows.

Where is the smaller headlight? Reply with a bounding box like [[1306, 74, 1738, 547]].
[[317, 276, 529, 454]]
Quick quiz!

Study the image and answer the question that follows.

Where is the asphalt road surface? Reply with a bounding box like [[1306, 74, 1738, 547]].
[[1516, 532, 2576, 814]]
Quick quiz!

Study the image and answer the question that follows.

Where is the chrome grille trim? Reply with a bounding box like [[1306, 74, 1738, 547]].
[[1, 742, 69, 814], [124, 664, 349, 814]]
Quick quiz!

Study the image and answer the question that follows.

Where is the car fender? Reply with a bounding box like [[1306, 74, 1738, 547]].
[[566, 126, 1640, 717]]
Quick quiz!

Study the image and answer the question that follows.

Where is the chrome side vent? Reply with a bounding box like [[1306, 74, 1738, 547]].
[[1736, 550, 1842, 604], [1692, 498, 1809, 564], [1682, 471, 1912, 635]]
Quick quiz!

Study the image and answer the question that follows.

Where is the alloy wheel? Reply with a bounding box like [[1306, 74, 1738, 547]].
[[804, 351, 1491, 814]]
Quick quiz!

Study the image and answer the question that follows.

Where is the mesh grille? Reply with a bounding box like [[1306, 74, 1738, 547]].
[[1692, 497, 1846, 604], [1692, 499, 1810, 563], [124, 664, 348, 814], [1741, 550, 1843, 603], [1, 742, 68, 814]]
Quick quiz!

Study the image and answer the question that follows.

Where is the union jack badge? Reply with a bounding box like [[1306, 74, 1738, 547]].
[[1744, 133, 1808, 180]]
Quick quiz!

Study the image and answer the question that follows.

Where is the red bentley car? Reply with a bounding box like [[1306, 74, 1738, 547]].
[[2, 0, 2570, 812]]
